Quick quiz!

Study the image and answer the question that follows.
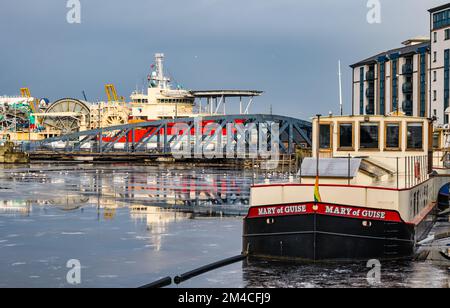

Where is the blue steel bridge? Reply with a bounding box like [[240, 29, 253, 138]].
[[26, 114, 312, 159]]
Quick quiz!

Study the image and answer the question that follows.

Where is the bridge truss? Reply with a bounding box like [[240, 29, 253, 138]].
[[28, 114, 312, 157]]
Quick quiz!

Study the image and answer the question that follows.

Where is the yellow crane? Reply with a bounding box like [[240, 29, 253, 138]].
[[19, 87, 39, 113], [105, 84, 125, 103], [20, 88, 31, 98]]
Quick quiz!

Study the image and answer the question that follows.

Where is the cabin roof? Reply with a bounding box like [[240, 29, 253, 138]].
[[311, 114, 429, 122], [299, 158, 362, 178], [190, 90, 263, 98]]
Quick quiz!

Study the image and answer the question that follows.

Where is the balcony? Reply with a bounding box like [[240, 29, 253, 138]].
[[366, 87, 375, 97], [366, 71, 375, 81], [402, 82, 412, 93], [402, 63, 413, 75]]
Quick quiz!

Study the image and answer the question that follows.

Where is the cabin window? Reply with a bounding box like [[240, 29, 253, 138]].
[[338, 123, 353, 149], [319, 124, 332, 149], [407, 123, 423, 150], [359, 123, 379, 149], [385, 123, 400, 149]]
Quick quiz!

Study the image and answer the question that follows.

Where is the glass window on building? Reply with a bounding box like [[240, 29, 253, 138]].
[[446, 29, 450, 40], [360, 123, 379, 149], [338, 123, 353, 149], [434, 32, 438, 42], [385, 123, 400, 149], [407, 123, 423, 150], [392, 59, 399, 111], [319, 124, 332, 149], [434, 10, 450, 29], [379, 61, 386, 115], [433, 132, 440, 149], [445, 49, 450, 124], [359, 68, 364, 115]]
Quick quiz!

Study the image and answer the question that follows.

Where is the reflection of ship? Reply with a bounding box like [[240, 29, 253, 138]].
[[130, 205, 193, 251], [123, 171, 250, 207], [0, 200, 31, 215], [46, 195, 89, 211]]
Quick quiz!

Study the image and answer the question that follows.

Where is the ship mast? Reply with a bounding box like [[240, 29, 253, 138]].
[[154, 53, 170, 90], [338, 60, 343, 116]]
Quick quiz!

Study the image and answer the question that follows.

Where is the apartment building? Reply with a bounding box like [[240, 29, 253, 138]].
[[429, 3, 450, 124], [351, 3, 450, 125], [351, 38, 429, 118]]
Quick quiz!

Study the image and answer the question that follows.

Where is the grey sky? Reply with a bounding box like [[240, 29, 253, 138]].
[[0, 0, 445, 120]]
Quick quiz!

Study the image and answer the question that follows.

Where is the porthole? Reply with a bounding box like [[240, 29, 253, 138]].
[[362, 221, 372, 227]]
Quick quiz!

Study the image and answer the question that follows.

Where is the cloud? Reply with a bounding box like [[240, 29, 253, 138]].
[[0, 0, 444, 117]]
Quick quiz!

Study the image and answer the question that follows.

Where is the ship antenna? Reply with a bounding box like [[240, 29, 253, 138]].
[[338, 60, 343, 116]]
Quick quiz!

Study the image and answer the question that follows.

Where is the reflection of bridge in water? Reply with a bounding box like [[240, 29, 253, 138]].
[[81, 167, 289, 213], [0, 165, 293, 215], [96, 168, 265, 212], [124, 172, 252, 207]]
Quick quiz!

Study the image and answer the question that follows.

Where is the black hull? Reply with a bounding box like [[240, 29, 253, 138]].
[[243, 211, 416, 262], [437, 192, 449, 211]]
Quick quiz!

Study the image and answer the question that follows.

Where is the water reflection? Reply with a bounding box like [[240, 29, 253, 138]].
[[236, 259, 450, 288], [130, 205, 193, 251], [0, 164, 447, 288], [0, 164, 262, 212], [0, 200, 31, 215]]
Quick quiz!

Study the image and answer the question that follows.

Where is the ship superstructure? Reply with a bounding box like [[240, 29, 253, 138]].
[[130, 53, 196, 121]]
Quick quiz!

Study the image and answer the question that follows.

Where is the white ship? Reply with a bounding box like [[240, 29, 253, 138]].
[[130, 53, 197, 121], [0, 53, 263, 148]]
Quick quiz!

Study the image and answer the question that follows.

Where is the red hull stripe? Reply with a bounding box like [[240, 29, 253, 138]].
[[247, 202, 404, 223]]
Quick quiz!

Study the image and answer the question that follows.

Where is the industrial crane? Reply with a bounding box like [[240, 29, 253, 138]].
[[20, 87, 39, 113], [105, 84, 125, 103]]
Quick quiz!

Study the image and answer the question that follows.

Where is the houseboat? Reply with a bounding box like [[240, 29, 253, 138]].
[[243, 113, 450, 261]]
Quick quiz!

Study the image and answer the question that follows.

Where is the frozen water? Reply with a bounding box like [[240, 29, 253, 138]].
[[0, 163, 448, 288]]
